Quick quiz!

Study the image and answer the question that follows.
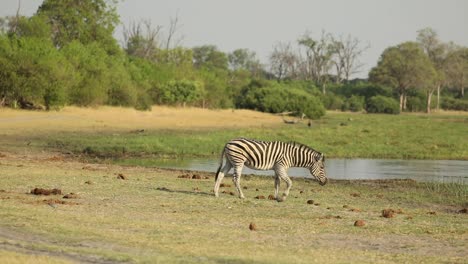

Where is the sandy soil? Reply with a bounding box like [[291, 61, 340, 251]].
[[0, 106, 283, 135]]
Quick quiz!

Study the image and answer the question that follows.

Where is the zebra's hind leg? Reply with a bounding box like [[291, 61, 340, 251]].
[[214, 162, 232, 197], [274, 166, 292, 202], [274, 176, 280, 200], [232, 166, 245, 199]]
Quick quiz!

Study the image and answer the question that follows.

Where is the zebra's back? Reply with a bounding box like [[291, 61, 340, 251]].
[[225, 138, 286, 170]]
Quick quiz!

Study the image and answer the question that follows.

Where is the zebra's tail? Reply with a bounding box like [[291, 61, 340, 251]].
[[215, 146, 226, 182]]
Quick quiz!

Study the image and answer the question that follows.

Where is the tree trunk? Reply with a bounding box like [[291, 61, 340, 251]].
[[426, 91, 433, 114], [436, 84, 440, 111], [403, 93, 407, 111], [399, 94, 404, 111]]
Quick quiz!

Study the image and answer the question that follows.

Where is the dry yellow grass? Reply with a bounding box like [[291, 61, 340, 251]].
[[0, 106, 282, 135]]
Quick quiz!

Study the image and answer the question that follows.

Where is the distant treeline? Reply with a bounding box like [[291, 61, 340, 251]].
[[0, 0, 467, 118]]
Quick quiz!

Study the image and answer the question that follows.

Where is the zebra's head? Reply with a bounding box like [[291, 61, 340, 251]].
[[309, 153, 327, 186]]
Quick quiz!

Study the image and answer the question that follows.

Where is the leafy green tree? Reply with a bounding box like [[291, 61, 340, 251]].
[[369, 42, 436, 112], [0, 35, 74, 109], [36, 0, 120, 53], [160, 80, 204, 107], [61, 41, 111, 106], [192, 45, 228, 70]]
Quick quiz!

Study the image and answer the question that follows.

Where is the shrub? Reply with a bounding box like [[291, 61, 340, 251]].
[[441, 97, 468, 111], [237, 81, 325, 119], [366, 96, 400, 114], [343, 95, 365, 112]]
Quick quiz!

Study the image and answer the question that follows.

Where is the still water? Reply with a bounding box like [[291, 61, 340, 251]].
[[149, 158, 468, 184]]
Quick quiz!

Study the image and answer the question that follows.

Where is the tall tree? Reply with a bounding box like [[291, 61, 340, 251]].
[[36, 0, 120, 53], [369, 42, 436, 111], [417, 28, 447, 113], [123, 19, 161, 59], [445, 45, 468, 98], [192, 45, 228, 70], [330, 34, 369, 83], [298, 31, 335, 94], [269, 42, 298, 81]]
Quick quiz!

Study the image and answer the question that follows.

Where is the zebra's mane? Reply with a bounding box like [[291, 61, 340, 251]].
[[288, 141, 322, 155]]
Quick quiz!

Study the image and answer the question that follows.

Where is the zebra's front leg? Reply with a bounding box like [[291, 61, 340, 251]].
[[232, 167, 245, 199]]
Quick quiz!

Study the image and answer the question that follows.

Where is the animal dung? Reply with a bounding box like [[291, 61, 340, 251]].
[[63, 193, 79, 199], [220, 183, 231, 188], [117, 173, 127, 180], [268, 195, 275, 200], [30, 188, 62, 196], [382, 209, 395, 218], [249, 222, 257, 231], [350, 193, 361, 197], [307, 200, 314, 204], [458, 208, 467, 214], [354, 220, 366, 227], [255, 195, 266, 199]]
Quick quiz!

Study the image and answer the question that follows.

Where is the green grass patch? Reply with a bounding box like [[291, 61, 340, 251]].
[[36, 112, 468, 161]]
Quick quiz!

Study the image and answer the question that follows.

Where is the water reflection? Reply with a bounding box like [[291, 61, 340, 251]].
[[148, 158, 467, 184]]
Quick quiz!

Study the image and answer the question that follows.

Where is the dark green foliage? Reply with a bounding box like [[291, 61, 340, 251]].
[[343, 95, 365, 112], [441, 97, 468, 111], [366, 96, 400, 114]]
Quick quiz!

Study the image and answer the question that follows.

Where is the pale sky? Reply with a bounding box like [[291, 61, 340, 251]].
[[1, 0, 467, 78]]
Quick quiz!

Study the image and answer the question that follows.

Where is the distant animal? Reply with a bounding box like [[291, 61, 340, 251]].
[[214, 138, 327, 201]]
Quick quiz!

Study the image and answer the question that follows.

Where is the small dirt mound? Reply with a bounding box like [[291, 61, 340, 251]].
[[30, 188, 62, 196], [255, 195, 266, 199], [249, 222, 257, 231], [382, 209, 395, 218], [354, 220, 366, 227]]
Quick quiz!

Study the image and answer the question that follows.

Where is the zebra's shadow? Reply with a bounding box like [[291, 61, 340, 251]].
[[155, 186, 212, 197]]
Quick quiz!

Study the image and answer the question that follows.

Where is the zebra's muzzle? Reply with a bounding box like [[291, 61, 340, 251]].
[[319, 178, 328, 186]]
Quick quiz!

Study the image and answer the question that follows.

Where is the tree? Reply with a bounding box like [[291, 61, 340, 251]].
[[298, 31, 335, 94], [330, 34, 369, 83], [369, 42, 436, 111], [123, 19, 161, 59], [445, 45, 468, 98], [269, 42, 298, 81], [417, 28, 448, 112], [228, 48, 259, 71], [192, 45, 228, 70], [36, 0, 120, 53]]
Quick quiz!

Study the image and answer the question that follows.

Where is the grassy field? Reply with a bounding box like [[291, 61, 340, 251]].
[[0, 106, 467, 263], [0, 152, 466, 263], [1, 106, 467, 160]]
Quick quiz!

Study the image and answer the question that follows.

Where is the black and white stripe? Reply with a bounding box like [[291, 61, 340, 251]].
[[214, 138, 327, 201]]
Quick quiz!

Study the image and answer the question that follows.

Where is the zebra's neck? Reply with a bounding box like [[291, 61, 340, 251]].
[[286, 142, 317, 168]]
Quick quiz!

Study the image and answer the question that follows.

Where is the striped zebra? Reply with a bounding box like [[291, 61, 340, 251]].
[[214, 138, 327, 201]]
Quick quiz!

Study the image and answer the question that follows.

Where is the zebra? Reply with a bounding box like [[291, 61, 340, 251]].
[[213, 138, 327, 201]]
